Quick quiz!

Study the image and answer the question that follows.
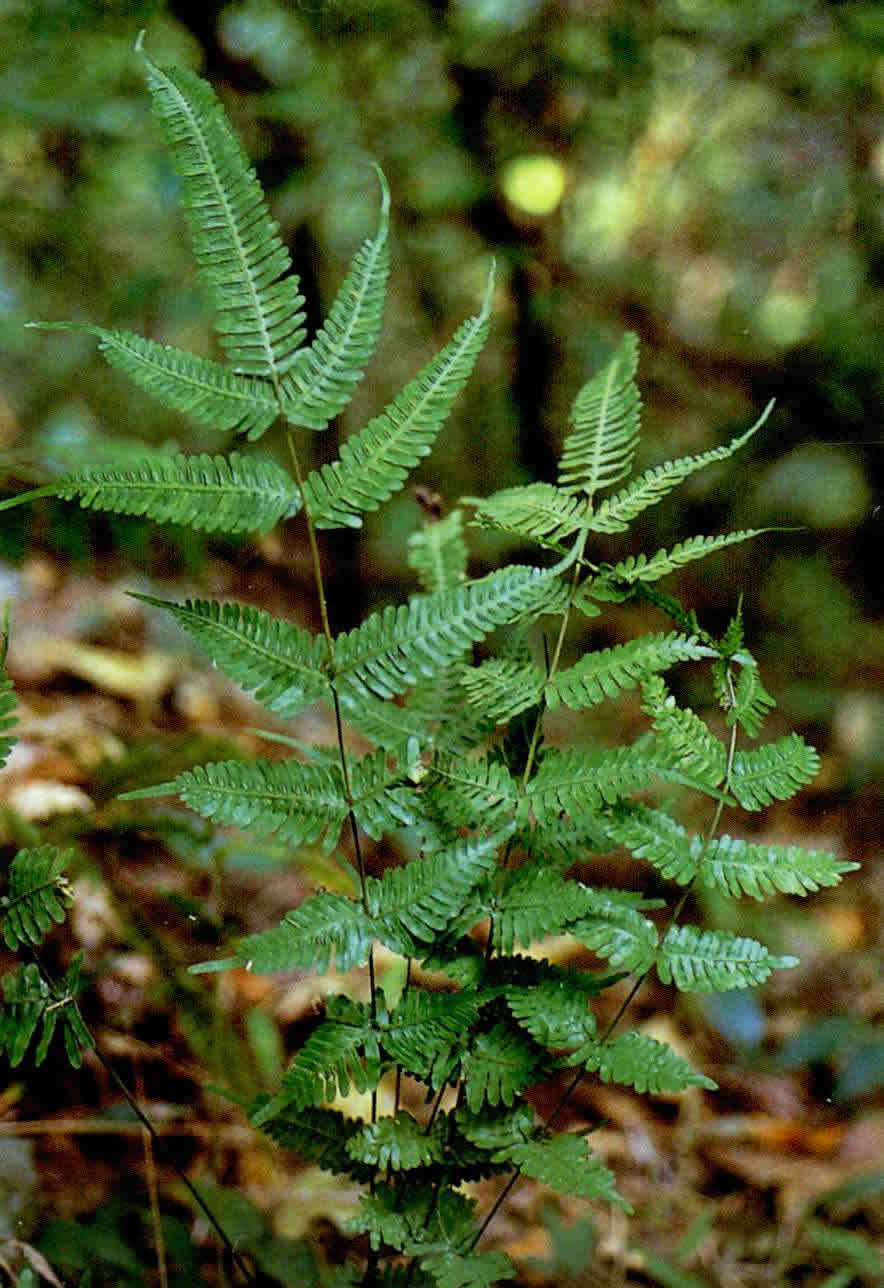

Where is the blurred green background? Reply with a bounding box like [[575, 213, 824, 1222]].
[[0, 0, 882, 817]]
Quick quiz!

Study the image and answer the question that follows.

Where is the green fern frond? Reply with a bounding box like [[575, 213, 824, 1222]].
[[132, 596, 330, 718], [138, 39, 306, 383], [589, 402, 774, 533], [641, 676, 727, 790], [461, 658, 545, 724], [700, 834, 858, 900], [347, 749, 422, 838], [558, 332, 640, 498], [281, 167, 390, 430], [527, 744, 665, 827], [601, 803, 700, 885], [339, 680, 483, 763], [462, 1022, 544, 1112], [234, 892, 373, 975], [1, 846, 74, 949], [569, 890, 660, 973], [28, 326, 280, 439], [424, 1251, 515, 1288], [724, 655, 776, 737], [503, 971, 602, 1052], [571, 1030, 717, 1093], [466, 482, 589, 548], [366, 829, 507, 953], [51, 451, 300, 535], [254, 996, 379, 1121], [256, 1104, 374, 1181], [609, 530, 768, 584], [424, 753, 525, 832], [0, 954, 92, 1069], [0, 670, 17, 771], [408, 509, 469, 594], [347, 1111, 443, 1173], [492, 868, 600, 955], [380, 990, 485, 1084], [729, 733, 820, 811], [333, 565, 565, 704], [300, 266, 494, 528], [502, 1134, 630, 1210], [547, 632, 715, 713], [657, 925, 799, 992], [353, 1184, 478, 1258], [122, 757, 350, 853]]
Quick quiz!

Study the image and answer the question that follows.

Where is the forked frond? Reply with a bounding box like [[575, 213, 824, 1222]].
[[546, 632, 715, 713], [27, 326, 280, 439], [132, 596, 330, 718], [558, 332, 640, 498], [333, 566, 567, 703], [465, 482, 589, 548], [609, 530, 769, 584], [572, 1030, 717, 1093], [657, 925, 798, 991], [408, 509, 468, 594], [138, 37, 306, 383], [460, 658, 545, 724], [301, 266, 495, 529], [281, 167, 390, 430], [590, 401, 775, 533], [729, 733, 820, 811], [1, 846, 74, 949], [46, 452, 299, 535]]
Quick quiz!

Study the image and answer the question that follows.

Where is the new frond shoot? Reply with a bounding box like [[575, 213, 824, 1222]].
[[6, 43, 855, 1288]]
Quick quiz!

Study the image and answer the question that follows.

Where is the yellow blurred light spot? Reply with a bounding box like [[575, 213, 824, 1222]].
[[757, 290, 813, 347], [501, 154, 566, 216]]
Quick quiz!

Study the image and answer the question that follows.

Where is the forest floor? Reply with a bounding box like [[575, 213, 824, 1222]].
[[0, 544, 881, 1288]]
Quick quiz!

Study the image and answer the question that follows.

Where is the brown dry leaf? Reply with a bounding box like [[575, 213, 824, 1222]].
[[13, 637, 176, 704], [7, 779, 93, 820]]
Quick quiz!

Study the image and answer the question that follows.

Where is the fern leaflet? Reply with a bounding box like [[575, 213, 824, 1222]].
[[28, 326, 281, 439], [0, 670, 16, 771], [234, 893, 373, 975], [301, 267, 494, 528], [502, 1135, 629, 1210], [558, 332, 640, 498], [139, 38, 306, 383], [1, 846, 74, 949], [408, 509, 469, 594], [589, 402, 774, 533], [657, 925, 798, 991], [609, 530, 768, 584], [571, 1030, 717, 1093], [729, 733, 820, 810], [547, 632, 715, 713], [346, 1111, 443, 1172], [133, 595, 330, 718], [281, 167, 390, 430], [461, 658, 545, 724], [569, 891, 660, 973], [462, 1022, 545, 1111], [466, 482, 589, 548], [51, 451, 300, 535]]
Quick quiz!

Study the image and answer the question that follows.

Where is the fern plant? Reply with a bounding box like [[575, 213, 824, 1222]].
[[1, 40, 858, 1288]]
